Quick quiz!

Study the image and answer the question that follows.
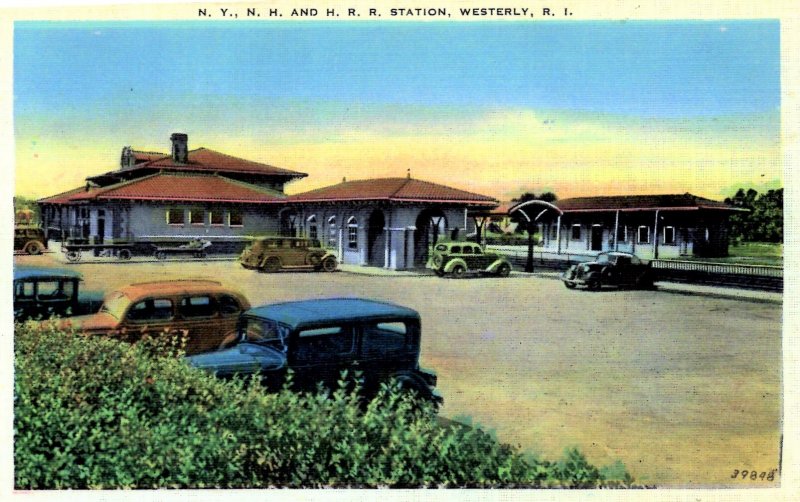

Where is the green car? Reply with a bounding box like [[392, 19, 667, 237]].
[[427, 242, 511, 278]]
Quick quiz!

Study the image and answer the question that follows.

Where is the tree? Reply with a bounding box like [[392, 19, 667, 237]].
[[724, 188, 783, 243]]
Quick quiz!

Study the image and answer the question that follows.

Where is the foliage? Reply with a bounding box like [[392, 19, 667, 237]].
[[15, 322, 634, 489], [14, 196, 40, 226], [724, 188, 783, 243], [507, 191, 559, 235]]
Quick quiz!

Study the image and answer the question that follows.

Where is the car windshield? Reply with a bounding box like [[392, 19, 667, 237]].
[[99, 291, 130, 319], [240, 317, 289, 352]]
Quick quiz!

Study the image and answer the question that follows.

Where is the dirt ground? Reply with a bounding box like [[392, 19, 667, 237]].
[[15, 253, 783, 487]]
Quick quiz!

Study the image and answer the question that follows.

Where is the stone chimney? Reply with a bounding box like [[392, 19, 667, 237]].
[[120, 146, 135, 169], [170, 133, 188, 163]]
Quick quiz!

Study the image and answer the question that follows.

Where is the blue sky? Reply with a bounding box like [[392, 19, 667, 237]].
[[13, 21, 782, 199]]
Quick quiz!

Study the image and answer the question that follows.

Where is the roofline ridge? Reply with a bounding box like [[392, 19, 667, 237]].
[[222, 175, 288, 199], [93, 171, 165, 197], [196, 147, 307, 177], [36, 185, 87, 202]]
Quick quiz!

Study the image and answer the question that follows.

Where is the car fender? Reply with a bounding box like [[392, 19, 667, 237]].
[[485, 258, 509, 273], [390, 370, 439, 403], [443, 258, 468, 273]]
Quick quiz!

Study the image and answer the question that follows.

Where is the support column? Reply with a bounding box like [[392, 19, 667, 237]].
[[613, 210, 620, 251], [556, 215, 561, 254], [653, 210, 660, 259]]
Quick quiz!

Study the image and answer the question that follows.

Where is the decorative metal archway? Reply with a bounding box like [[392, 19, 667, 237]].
[[508, 200, 563, 273]]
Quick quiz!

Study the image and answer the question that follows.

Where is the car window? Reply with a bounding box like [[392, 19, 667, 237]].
[[294, 325, 354, 363], [461, 246, 472, 254], [179, 295, 215, 319], [15, 281, 35, 299], [435, 244, 447, 252], [265, 240, 280, 248], [36, 280, 74, 301], [361, 321, 410, 358], [126, 298, 174, 322], [218, 294, 243, 316], [474, 247, 483, 255], [451, 246, 461, 254]]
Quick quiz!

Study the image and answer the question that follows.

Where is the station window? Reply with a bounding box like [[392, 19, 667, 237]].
[[307, 215, 318, 241], [663, 226, 676, 245], [166, 208, 184, 226], [571, 224, 582, 240], [616, 225, 627, 242], [229, 209, 244, 227], [637, 226, 650, 244], [190, 210, 205, 226], [347, 217, 358, 249], [209, 211, 224, 226], [328, 216, 337, 248]]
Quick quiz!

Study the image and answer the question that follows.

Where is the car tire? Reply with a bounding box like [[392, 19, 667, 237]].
[[24, 241, 44, 255], [394, 375, 439, 413], [321, 256, 337, 272], [263, 256, 281, 273], [496, 263, 511, 277], [155, 251, 167, 260], [587, 280, 601, 291], [65, 250, 81, 262], [451, 264, 466, 278], [564, 282, 576, 289], [118, 249, 132, 260]]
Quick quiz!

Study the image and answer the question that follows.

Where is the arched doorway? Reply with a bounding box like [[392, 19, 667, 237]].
[[367, 210, 386, 267], [279, 208, 298, 237], [414, 208, 446, 266]]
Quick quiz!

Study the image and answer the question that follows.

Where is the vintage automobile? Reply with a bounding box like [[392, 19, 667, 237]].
[[13, 266, 104, 321], [427, 241, 512, 278], [240, 237, 337, 273], [186, 298, 443, 406], [14, 226, 48, 255], [562, 252, 655, 291], [59, 280, 251, 355]]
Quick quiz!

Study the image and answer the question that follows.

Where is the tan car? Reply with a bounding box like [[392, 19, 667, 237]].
[[61, 280, 251, 355], [240, 237, 337, 273], [14, 226, 47, 255]]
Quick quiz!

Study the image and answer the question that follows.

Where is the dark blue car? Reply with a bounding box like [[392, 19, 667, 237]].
[[13, 266, 104, 321], [187, 298, 442, 406]]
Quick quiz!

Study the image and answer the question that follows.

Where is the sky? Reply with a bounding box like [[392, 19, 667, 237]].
[[13, 20, 781, 200]]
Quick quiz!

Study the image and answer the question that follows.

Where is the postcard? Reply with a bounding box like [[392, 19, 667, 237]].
[[2, 0, 795, 499]]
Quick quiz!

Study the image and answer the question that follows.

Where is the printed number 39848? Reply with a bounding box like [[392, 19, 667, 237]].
[[731, 469, 777, 481]]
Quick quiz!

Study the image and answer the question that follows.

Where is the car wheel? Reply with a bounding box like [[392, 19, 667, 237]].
[[434, 269, 445, 277], [394, 375, 439, 413], [65, 250, 81, 262], [118, 249, 132, 260], [564, 281, 576, 289], [587, 280, 601, 291], [263, 256, 281, 273], [155, 251, 167, 260], [321, 256, 337, 272], [496, 263, 511, 277], [451, 264, 466, 278], [24, 241, 44, 255]]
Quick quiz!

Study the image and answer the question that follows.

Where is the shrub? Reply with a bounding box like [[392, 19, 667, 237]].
[[14, 322, 634, 488]]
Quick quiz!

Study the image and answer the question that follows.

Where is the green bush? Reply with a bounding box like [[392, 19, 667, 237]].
[[14, 322, 634, 488]]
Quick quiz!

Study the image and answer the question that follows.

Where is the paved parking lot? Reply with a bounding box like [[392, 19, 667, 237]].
[[15, 253, 783, 487]]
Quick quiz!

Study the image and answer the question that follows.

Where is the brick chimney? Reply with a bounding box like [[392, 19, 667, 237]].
[[170, 133, 188, 163]]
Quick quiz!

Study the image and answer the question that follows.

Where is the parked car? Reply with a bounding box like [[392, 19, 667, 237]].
[[562, 252, 655, 291], [14, 226, 47, 255], [427, 242, 511, 278], [59, 280, 251, 355], [186, 298, 443, 406], [13, 266, 104, 321], [240, 237, 337, 273]]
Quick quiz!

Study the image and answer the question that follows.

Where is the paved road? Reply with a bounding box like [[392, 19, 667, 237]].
[[15, 253, 783, 487]]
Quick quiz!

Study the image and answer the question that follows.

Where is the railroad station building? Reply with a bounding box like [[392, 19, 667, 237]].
[[37, 133, 497, 267]]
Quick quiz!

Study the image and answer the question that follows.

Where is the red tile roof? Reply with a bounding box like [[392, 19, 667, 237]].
[[38, 185, 100, 204], [132, 150, 167, 163], [139, 148, 307, 178], [554, 193, 739, 212], [43, 173, 287, 204], [288, 177, 498, 206]]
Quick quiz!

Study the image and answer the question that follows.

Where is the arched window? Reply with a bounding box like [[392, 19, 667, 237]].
[[327, 216, 337, 248], [347, 216, 358, 250], [307, 215, 318, 241]]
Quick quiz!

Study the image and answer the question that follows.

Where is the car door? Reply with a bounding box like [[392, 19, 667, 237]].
[[357, 319, 417, 392], [176, 293, 246, 354], [119, 296, 176, 342], [288, 323, 356, 390]]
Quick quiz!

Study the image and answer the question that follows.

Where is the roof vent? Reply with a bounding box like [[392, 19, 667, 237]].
[[170, 133, 188, 163]]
